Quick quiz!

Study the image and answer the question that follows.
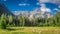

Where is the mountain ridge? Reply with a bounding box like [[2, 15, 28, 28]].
[[0, 3, 14, 16]]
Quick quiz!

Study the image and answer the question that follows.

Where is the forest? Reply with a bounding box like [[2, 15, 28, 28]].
[[0, 12, 60, 29]]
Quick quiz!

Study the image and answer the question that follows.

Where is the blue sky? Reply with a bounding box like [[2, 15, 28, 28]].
[[0, 0, 60, 13]]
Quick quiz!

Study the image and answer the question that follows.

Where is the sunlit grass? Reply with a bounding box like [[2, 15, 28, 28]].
[[0, 27, 60, 34]]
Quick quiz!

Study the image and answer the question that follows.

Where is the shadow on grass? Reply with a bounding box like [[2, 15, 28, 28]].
[[6, 27, 24, 31]]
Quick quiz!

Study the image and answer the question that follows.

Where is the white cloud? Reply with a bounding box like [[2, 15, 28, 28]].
[[36, 2, 40, 5], [54, 8, 59, 11], [40, 4, 46, 8], [39, 0, 50, 3], [38, 0, 60, 5], [52, 0, 60, 4], [58, 6, 60, 8], [18, 3, 30, 6], [40, 3, 51, 13], [36, 2, 51, 12]]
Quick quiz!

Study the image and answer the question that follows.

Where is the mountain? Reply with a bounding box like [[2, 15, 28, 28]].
[[13, 9, 53, 18], [29, 9, 53, 18], [13, 3, 59, 18], [0, 3, 14, 16]]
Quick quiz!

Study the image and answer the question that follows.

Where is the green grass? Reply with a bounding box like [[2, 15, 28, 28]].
[[0, 27, 60, 34]]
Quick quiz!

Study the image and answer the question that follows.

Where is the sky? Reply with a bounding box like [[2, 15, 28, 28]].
[[0, 0, 60, 13]]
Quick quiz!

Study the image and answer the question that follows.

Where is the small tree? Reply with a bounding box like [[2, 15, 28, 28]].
[[18, 16, 25, 27], [8, 15, 13, 26], [0, 14, 6, 29]]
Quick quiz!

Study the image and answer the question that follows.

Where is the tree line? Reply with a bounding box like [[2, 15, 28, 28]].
[[0, 12, 60, 29]]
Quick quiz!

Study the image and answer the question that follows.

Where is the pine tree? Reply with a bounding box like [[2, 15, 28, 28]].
[[8, 15, 13, 26], [0, 14, 6, 29], [18, 16, 25, 27]]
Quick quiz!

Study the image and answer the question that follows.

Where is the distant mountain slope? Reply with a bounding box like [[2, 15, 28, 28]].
[[13, 9, 53, 18], [0, 3, 14, 16], [13, 3, 59, 18]]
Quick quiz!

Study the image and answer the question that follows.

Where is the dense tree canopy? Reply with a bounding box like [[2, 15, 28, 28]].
[[0, 12, 60, 28]]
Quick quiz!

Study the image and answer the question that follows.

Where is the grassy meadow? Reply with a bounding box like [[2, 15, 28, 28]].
[[0, 1, 60, 34], [0, 27, 60, 34]]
